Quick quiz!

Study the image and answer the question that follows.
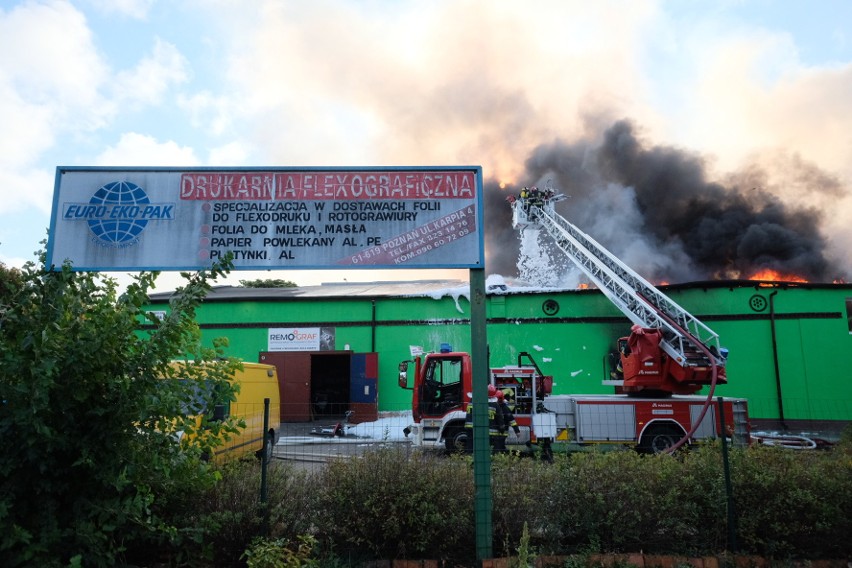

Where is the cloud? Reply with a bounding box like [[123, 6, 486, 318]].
[[0, 2, 190, 215], [112, 37, 189, 107], [173, 0, 852, 196], [207, 141, 249, 166], [0, 1, 112, 214], [0, 1, 111, 168], [0, 168, 54, 216], [94, 132, 199, 166], [666, 32, 852, 180], [87, 0, 155, 20], [178, 91, 234, 136], [211, 0, 660, 177], [164, 0, 852, 283]]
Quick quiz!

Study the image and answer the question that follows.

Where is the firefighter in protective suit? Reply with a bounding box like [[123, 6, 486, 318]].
[[464, 384, 508, 453], [496, 389, 521, 450], [501, 388, 517, 413], [520, 187, 531, 215]]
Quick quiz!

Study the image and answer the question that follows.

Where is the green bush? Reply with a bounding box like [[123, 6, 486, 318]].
[[540, 446, 728, 555], [313, 448, 475, 562], [167, 438, 851, 564], [492, 452, 564, 555], [181, 458, 318, 566], [241, 535, 320, 568], [0, 253, 237, 567], [731, 443, 852, 558]]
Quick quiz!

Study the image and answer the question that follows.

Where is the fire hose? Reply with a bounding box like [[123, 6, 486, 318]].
[[640, 297, 720, 454], [666, 334, 718, 454]]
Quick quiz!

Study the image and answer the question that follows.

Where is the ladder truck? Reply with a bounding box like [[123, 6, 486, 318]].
[[509, 185, 728, 397], [398, 187, 750, 454], [507, 185, 748, 451]]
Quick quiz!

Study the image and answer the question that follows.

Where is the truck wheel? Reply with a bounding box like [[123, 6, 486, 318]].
[[638, 424, 685, 454], [445, 428, 470, 453]]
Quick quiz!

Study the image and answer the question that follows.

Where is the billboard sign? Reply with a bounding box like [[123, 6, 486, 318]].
[[268, 327, 319, 351], [47, 166, 484, 271], [267, 327, 336, 352]]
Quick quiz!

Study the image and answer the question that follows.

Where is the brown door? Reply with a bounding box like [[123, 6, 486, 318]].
[[259, 352, 312, 422]]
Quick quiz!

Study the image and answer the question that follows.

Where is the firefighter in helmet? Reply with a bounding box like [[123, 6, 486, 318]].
[[496, 389, 521, 449], [501, 388, 516, 413], [532, 186, 544, 208], [464, 384, 509, 452], [520, 187, 531, 215]]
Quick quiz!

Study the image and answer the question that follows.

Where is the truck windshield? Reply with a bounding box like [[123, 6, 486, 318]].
[[425, 358, 462, 385], [421, 357, 463, 415]]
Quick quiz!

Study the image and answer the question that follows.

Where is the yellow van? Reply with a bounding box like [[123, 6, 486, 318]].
[[168, 361, 281, 462]]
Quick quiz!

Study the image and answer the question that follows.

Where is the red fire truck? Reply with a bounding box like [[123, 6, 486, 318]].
[[398, 347, 749, 453]]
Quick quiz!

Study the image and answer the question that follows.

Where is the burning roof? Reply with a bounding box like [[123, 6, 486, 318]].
[[485, 119, 847, 286]]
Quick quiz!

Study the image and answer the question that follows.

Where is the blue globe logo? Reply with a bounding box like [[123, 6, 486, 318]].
[[87, 181, 151, 245]]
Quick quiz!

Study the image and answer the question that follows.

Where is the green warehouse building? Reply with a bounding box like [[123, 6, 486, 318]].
[[146, 278, 852, 437]]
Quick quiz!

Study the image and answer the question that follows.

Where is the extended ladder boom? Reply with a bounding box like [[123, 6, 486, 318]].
[[511, 190, 723, 371]]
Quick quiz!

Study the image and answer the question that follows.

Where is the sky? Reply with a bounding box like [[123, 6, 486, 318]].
[[2, 0, 852, 291]]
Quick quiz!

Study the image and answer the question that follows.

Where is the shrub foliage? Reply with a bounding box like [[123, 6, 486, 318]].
[[314, 449, 474, 561], [0, 253, 237, 566], [189, 441, 850, 566]]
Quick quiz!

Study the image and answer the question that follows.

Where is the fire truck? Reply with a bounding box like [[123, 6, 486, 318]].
[[398, 186, 750, 453]]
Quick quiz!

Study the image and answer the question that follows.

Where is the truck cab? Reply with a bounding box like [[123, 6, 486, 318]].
[[399, 347, 552, 451], [399, 348, 472, 451]]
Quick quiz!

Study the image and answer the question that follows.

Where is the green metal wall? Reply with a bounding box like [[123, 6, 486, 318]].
[[146, 283, 852, 423]]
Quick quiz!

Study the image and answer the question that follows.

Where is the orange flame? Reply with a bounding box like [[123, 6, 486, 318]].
[[747, 269, 808, 283], [577, 283, 589, 289]]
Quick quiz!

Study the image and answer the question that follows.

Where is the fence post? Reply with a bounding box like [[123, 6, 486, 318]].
[[261, 397, 270, 536], [717, 396, 737, 552], [469, 268, 493, 561]]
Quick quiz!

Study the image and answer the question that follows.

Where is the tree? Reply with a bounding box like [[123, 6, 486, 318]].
[[0, 257, 22, 302], [0, 251, 239, 566], [238, 278, 298, 288]]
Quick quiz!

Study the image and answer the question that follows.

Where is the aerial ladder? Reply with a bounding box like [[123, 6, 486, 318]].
[[509, 186, 727, 396]]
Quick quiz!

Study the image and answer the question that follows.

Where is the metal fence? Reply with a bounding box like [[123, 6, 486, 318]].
[[269, 397, 849, 473], [272, 405, 413, 472]]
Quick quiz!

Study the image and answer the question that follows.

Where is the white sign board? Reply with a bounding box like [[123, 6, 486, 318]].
[[47, 166, 484, 271], [268, 327, 321, 352]]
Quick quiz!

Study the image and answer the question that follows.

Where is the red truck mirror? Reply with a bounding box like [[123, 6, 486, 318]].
[[398, 361, 411, 389]]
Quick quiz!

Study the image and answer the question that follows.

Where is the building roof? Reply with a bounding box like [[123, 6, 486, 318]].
[[146, 277, 851, 303], [147, 279, 472, 302]]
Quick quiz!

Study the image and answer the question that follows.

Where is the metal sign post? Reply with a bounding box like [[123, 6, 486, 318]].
[[469, 268, 491, 559]]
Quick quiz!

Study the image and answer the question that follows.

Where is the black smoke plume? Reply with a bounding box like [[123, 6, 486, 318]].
[[484, 119, 844, 284]]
